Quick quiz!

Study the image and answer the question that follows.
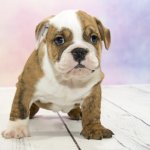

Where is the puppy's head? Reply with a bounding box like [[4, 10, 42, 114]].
[[35, 10, 111, 78]]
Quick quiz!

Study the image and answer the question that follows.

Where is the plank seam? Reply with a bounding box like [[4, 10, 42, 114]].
[[131, 86, 150, 94], [57, 112, 81, 150], [113, 137, 131, 150], [103, 97, 150, 127]]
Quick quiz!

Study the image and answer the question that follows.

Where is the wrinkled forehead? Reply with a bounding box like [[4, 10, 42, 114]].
[[48, 10, 98, 41]]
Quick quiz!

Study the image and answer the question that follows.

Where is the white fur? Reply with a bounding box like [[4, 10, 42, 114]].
[[2, 118, 30, 139], [36, 10, 82, 48], [32, 45, 102, 113], [49, 10, 82, 42], [55, 41, 99, 75]]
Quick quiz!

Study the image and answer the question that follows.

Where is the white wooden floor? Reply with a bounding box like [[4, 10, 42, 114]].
[[0, 85, 150, 150]]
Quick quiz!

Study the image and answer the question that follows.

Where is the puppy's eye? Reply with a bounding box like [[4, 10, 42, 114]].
[[54, 35, 65, 45], [90, 34, 98, 44]]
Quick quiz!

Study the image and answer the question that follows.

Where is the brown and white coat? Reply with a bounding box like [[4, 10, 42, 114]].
[[2, 10, 113, 139]]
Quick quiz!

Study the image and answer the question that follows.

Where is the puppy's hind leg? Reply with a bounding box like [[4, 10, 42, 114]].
[[29, 103, 39, 119], [2, 85, 33, 139], [68, 105, 82, 120]]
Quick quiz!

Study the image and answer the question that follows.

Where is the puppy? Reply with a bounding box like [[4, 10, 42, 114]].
[[2, 10, 113, 139]]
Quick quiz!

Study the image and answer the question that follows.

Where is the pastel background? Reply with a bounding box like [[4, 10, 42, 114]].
[[0, 0, 150, 86]]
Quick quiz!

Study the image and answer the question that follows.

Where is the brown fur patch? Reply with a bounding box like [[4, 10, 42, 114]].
[[81, 82, 101, 127], [10, 17, 53, 121], [68, 104, 82, 120], [46, 26, 73, 63], [29, 103, 39, 119], [77, 10, 102, 58], [77, 10, 111, 52], [94, 18, 111, 50], [10, 50, 44, 120], [35, 15, 54, 40], [81, 82, 113, 139]]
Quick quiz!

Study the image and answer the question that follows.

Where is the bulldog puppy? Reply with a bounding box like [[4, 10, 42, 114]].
[[2, 10, 113, 139]]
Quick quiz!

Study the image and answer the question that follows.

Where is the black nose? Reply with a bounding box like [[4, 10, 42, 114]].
[[71, 48, 88, 63]]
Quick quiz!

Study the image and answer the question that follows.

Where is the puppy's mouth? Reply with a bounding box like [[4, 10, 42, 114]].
[[74, 63, 86, 69], [67, 63, 95, 74]]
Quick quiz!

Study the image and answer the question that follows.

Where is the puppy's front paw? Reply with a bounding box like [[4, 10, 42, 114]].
[[2, 119, 30, 139], [2, 126, 30, 139], [81, 124, 113, 140]]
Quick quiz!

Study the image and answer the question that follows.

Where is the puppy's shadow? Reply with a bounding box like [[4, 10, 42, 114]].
[[29, 115, 83, 141], [29, 115, 82, 140]]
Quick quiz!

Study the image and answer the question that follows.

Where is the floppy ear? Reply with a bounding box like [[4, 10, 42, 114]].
[[35, 20, 49, 40], [35, 20, 49, 48], [35, 16, 54, 48], [94, 17, 111, 50]]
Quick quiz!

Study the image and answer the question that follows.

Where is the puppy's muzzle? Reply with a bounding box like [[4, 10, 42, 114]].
[[71, 48, 88, 63]]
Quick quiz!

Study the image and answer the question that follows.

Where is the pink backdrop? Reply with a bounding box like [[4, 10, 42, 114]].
[[0, 0, 150, 86]]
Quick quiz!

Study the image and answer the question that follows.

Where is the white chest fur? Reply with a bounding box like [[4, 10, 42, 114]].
[[32, 46, 102, 112]]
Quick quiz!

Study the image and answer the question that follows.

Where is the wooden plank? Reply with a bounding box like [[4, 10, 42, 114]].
[[60, 98, 150, 150], [0, 112, 78, 150], [102, 99, 150, 150], [131, 84, 150, 93], [1, 85, 150, 150], [0, 88, 78, 150], [103, 84, 150, 93], [102, 86, 150, 125]]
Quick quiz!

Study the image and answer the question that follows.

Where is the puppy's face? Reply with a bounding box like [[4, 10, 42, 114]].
[[36, 10, 111, 78]]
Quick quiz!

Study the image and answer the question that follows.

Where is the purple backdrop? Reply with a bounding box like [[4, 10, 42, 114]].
[[0, 0, 150, 86]]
